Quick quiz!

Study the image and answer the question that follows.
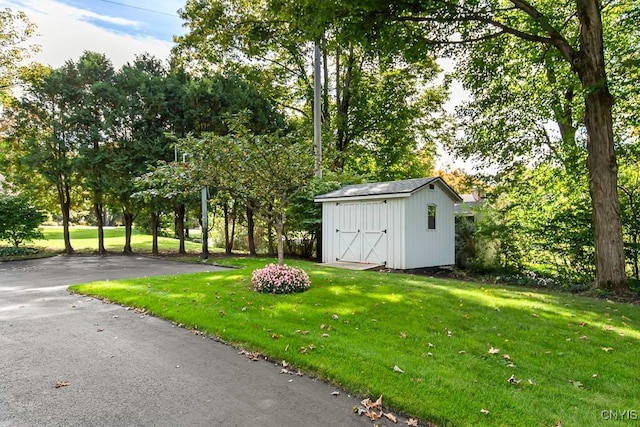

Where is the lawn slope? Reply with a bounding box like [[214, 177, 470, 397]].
[[70, 258, 640, 426]]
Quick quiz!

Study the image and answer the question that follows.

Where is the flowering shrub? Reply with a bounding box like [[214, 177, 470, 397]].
[[252, 263, 311, 294]]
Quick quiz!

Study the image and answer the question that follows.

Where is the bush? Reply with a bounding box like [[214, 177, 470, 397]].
[[0, 194, 46, 247], [252, 263, 311, 294], [0, 246, 39, 257]]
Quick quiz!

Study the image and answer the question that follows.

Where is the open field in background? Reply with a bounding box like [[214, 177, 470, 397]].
[[31, 226, 205, 254], [71, 257, 640, 426]]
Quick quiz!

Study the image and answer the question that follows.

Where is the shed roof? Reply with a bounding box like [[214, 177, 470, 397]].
[[314, 177, 462, 202]]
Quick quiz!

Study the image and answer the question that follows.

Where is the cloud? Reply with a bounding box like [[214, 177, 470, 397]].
[[1, 0, 177, 68]]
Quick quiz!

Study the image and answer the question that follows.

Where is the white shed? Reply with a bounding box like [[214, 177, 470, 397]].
[[314, 177, 462, 269]]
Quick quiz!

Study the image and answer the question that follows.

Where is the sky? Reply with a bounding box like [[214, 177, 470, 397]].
[[0, 0, 186, 68], [1, 0, 474, 172]]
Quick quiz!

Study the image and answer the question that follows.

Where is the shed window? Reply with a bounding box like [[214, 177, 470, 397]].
[[427, 204, 436, 230]]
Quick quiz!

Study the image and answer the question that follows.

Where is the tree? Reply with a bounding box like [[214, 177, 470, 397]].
[[71, 51, 117, 254], [177, 70, 287, 254], [0, 193, 45, 247], [134, 161, 201, 255], [297, 0, 629, 292], [4, 64, 79, 254], [0, 8, 38, 100], [479, 164, 595, 282], [107, 55, 174, 253], [174, 1, 449, 179], [184, 117, 315, 265]]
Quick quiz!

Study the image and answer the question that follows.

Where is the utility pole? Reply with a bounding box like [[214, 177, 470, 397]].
[[313, 41, 322, 178]]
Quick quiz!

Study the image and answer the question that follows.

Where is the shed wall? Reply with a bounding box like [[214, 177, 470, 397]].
[[404, 184, 456, 268]]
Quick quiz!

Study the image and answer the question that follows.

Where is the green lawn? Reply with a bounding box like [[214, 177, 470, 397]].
[[32, 226, 204, 254], [70, 257, 640, 426]]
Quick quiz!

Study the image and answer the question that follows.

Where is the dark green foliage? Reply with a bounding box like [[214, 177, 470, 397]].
[[472, 164, 595, 287], [0, 194, 46, 247], [0, 246, 39, 257]]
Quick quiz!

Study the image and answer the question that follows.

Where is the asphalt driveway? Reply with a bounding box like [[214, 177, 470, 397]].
[[0, 256, 387, 427]]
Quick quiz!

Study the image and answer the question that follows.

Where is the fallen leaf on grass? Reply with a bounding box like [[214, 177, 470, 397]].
[[601, 347, 614, 352], [400, 332, 407, 339], [54, 381, 70, 388], [332, 314, 339, 320], [579, 335, 588, 340], [508, 374, 520, 385], [393, 365, 405, 373], [480, 408, 490, 415], [366, 411, 382, 421], [374, 395, 383, 409], [384, 412, 398, 423], [531, 313, 540, 318], [361, 395, 383, 410], [354, 406, 367, 416], [407, 419, 419, 427], [488, 346, 500, 354], [528, 378, 536, 385], [272, 333, 279, 339], [239, 350, 261, 361], [502, 354, 511, 360]]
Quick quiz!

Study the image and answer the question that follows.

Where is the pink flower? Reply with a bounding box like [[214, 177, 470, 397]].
[[252, 264, 311, 294]]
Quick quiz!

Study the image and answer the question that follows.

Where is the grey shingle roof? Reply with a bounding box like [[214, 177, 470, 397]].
[[315, 177, 439, 200]]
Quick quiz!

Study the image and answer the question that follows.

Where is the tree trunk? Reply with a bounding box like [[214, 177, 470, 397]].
[[123, 211, 134, 254], [176, 203, 186, 254], [95, 201, 106, 255], [223, 200, 236, 255], [633, 233, 639, 280], [335, 45, 355, 171], [275, 219, 285, 266], [59, 183, 74, 255], [575, 0, 628, 292], [151, 212, 160, 255], [246, 205, 257, 256], [321, 38, 330, 125], [316, 225, 322, 262]]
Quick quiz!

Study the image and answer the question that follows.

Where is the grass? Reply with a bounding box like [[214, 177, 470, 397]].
[[0, 226, 206, 259], [70, 257, 640, 426]]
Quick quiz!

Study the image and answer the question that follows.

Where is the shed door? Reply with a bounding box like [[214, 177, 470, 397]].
[[337, 203, 361, 262], [336, 201, 387, 264], [361, 202, 387, 264]]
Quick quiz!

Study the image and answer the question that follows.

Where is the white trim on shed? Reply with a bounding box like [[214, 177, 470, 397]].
[[315, 177, 462, 269]]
